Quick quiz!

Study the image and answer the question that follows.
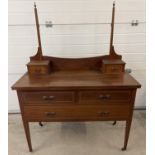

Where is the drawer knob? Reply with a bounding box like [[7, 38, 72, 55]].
[[99, 94, 111, 100], [111, 67, 118, 72], [98, 111, 109, 116], [42, 95, 55, 100], [35, 68, 41, 73], [45, 112, 56, 117]]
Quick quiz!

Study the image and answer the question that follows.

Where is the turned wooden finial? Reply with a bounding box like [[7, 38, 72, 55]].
[[113, 1, 115, 7], [34, 2, 36, 8]]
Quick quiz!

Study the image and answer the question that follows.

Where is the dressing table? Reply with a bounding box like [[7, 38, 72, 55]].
[[12, 2, 141, 152]]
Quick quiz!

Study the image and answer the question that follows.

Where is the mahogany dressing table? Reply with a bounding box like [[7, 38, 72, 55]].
[[12, 2, 141, 152]]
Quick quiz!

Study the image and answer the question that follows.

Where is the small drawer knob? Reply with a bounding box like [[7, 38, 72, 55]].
[[34, 68, 41, 73], [111, 67, 118, 72]]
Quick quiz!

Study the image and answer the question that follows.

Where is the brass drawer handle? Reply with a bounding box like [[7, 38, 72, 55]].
[[98, 111, 109, 116], [99, 94, 111, 100], [45, 112, 56, 117], [42, 95, 55, 100]]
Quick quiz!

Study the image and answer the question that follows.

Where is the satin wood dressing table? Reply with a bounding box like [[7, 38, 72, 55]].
[[12, 3, 141, 152]]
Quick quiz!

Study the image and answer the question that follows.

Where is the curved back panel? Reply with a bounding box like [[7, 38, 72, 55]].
[[43, 56, 105, 71]]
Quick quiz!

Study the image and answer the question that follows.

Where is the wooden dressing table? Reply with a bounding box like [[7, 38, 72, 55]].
[[12, 2, 141, 152]]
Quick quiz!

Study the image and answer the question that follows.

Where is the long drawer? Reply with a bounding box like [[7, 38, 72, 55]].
[[23, 105, 130, 121], [21, 91, 75, 104], [79, 90, 131, 104]]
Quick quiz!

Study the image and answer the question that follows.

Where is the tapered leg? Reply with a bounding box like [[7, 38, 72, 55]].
[[23, 121, 33, 152], [122, 120, 132, 151], [113, 121, 117, 125], [39, 122, 43, 127]]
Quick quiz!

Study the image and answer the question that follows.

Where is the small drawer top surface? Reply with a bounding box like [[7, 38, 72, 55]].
[[102, 60, 125, 65], [27, 60, 50, 66]]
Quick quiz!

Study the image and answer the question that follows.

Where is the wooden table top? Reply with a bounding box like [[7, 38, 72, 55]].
[[12, 70, 141, 90]]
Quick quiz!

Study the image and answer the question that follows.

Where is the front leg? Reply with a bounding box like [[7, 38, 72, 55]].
[[39, 122, 43, 127], [113, 121, 117, 125], [23, 121, 33, 152], [122, 119, 132, 151]]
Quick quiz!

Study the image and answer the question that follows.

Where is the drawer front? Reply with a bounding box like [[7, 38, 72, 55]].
[[23, 105, 130, 121], [27, 66, 49, 75], [22, 91, 74, 104], [105, 64, 123, 73], [79, 90, 131, 104]]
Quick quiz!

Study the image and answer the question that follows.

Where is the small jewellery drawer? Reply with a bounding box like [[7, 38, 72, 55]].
[[105, 64, 123, 73], [27, 60, 50, 75], [21, 91, 74, 104], [23, 105, 130, 121], [79, 90, 131, 104], [28, 66, 49, 75]]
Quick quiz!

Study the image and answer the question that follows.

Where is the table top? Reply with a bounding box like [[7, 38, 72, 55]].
[[12, 70, 141, 90]]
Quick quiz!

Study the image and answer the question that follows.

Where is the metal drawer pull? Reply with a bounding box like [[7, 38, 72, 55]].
[[98, 111, 109, 116], [42, 95, 55, 100], [99, 94, 111, 100], [45, 112, 56, 117]]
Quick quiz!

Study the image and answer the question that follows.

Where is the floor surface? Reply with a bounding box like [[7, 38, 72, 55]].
[[8, 110, 145, 155]]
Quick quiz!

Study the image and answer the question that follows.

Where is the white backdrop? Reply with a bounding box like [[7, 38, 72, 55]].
[[8, 0, 146, 112]]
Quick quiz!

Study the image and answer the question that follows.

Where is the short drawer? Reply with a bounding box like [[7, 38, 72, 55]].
[[22, 91, 75, 104], [27, 65, 49, 75], [79, 90, 131, 104], [23, 105, 130, 121], [105, 64, 123, 73]]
